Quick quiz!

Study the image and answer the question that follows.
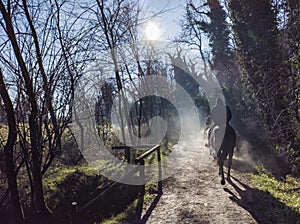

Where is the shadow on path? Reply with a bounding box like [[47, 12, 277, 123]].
[[224, 175, 300, 224], [139, 192, 163, 224]]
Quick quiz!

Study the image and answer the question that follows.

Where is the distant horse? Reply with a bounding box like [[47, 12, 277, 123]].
[[210, 123, 236, 185]]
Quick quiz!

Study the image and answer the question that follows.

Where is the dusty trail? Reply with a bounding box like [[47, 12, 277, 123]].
[[141, 138, 258, 224]]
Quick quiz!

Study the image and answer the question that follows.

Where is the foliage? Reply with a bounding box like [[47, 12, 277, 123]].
[[228, 0, 300, 175], [278, 0, 300, 175]]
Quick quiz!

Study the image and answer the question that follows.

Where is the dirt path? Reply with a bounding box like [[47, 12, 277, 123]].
[[141, 139, 258, 224]]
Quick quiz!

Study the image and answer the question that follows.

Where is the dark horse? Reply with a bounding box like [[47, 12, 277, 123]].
[[210, 123, 236, 185]]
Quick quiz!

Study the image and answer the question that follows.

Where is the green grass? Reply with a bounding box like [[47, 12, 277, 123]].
[[250, 165, 300, 213], [100, 198, 139, 224], [42, 162, 109, 210], [43, 163, 100, 191]]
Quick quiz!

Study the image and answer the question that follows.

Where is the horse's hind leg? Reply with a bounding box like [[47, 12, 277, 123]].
[[218, 159, 225, 185], [227, 148, 234, 181]]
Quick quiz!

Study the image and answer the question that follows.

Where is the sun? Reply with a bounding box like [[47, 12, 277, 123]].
[[144, 21, 160, 41]]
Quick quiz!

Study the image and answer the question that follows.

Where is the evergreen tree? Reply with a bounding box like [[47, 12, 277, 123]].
[[228, 0, 287, 126], [201, 0, 232, 67]]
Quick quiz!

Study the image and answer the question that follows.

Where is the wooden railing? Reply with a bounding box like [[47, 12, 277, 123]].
[[69, 144, 162, 224], [134, 144, 162, 193]]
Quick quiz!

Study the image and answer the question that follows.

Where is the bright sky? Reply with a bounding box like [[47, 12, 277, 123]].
[[141, 0, 186, 40]]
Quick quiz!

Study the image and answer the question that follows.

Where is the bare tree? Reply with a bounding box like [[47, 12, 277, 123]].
[[0, 69, 24, 223], [0, 0, 88, 216]]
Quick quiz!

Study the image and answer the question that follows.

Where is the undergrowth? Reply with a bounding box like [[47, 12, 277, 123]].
[[250, 165, 300, 213], [41, 141, 168, 223]]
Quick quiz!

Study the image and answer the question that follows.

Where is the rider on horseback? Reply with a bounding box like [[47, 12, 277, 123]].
[[206, 98, 232, 149], [207, 98, 236, 185]]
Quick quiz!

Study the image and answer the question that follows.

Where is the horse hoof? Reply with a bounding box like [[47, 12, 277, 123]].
[[221, 179, 225, 185]]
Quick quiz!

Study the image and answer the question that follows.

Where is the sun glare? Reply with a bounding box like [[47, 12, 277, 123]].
[[145, 21, 160, 41]]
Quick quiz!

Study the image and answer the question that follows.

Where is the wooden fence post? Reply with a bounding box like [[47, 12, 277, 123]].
[[125, 146, 130, 163], [157, 146, 162, 193], [70, 201, 78, 224], [139, 159, 145, 194]]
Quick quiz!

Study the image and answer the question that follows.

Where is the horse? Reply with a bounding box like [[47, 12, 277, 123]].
[[210, 123, 236, 185]]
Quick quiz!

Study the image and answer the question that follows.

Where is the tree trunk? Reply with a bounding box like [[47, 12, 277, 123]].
[[0, 69, 24, 224], [29, 113, 50, 215]]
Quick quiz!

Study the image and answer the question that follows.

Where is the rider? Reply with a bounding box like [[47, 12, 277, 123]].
[[206, 98, 232, 147], [211, 98, 232, 126]]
